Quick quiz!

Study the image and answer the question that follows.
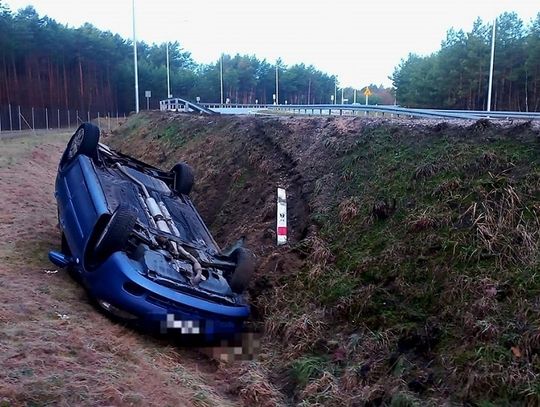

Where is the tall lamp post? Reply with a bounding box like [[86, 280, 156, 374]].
[[166, 42, 171, 98], [487, 17, 496, 112], [220, 54, 224, 104], [275, 62, 279, 105], [132, 0, 139, 113]]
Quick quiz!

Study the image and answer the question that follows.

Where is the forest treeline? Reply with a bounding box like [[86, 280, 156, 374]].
[[392, 12, 540, 111], [0, 4, 392, 113], [3, 4, 537, 113]]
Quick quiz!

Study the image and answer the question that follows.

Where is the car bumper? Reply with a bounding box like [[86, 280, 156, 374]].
[[83, 252, 250, 339]]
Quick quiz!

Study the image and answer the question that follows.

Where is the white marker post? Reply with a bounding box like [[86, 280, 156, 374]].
[[145, 90, 151, 110], [277, 188, 287, 245]]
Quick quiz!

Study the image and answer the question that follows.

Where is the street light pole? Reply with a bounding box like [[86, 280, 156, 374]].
[[275, 62, 279, 105], [220, 54, 224, 104], [166, 42, 171, 98], [487, 17, 496, 112], [334, 80, 337, 105], [132, 0, 139, 113]]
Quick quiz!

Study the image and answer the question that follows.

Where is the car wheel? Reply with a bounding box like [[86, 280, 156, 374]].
[[229, 247, 254, 294], [171, 162, 194, 195], [61, 122, 100, 167], [92, 205, 137, 263]]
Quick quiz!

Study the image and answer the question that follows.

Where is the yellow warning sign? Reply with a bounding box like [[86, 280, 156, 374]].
[[363, 87, 372, 97]]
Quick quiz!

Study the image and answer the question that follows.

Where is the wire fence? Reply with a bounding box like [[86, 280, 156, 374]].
[[0, 104, 127, 133]]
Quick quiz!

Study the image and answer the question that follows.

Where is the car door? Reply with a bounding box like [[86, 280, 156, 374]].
[[57, 155, 107, 259]]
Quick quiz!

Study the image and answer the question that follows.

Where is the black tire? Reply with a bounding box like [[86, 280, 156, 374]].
[[229, 248, 255, 294], [171, 162, 194, 195], [92, 205, 137, 263], [61, 122, 100, 167]]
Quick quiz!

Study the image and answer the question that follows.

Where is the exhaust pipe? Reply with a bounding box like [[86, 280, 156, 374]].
[[116, 164, 203, 284]]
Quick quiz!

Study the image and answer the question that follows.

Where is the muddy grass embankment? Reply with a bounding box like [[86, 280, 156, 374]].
[[110, 112, 540, 406]]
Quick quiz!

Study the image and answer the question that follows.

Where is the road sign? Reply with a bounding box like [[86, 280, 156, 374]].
[[363, 87, 372, 97]]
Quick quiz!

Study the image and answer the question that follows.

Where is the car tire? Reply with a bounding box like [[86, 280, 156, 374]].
[[61, 122, 100, 167], [229, 247, 254, 294], [92, 205, 137, 263], [171, 162, 195, 195]]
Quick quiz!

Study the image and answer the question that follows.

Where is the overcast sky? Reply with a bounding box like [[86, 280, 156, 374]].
[[3, 0, 539, 88]]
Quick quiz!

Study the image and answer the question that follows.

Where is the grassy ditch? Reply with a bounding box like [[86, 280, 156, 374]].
[[111, 113, 540, 405]]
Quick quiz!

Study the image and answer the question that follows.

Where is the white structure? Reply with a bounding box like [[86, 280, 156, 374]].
[[160, 98, 189, 112]]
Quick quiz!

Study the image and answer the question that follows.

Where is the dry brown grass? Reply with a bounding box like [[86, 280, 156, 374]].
[[283, 310, 328, 355], [406, 209, 440, 232], [413, 162, 442, 180], [232, 363, 286, 407], [432, 178, 461, 197], [334, 284, 375, 321], [299, 371, 341, 406], [0, 133, 237, 407], [338, 197, 361, 223], [468, 184, 539, 267], [305, 235, 334, 266], [260, 283, 328, 357]]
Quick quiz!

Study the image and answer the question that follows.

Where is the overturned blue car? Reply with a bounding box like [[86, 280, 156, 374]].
[[49, 123, 253, 341]]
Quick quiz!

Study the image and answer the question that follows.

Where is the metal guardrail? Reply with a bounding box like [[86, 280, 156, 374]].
[[178, 101, 540, 121], [202, 103, 274, 109], [435, 109, 540, 120], [264, 104, 540, 120], [266, 104, 480, 120]]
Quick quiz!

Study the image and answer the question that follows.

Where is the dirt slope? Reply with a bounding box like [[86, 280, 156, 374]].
[[110, 112, 540, 406], [0, 132, 238, 407]]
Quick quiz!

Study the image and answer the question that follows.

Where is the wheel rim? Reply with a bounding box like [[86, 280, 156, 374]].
[[67, 127, 85, 160]]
